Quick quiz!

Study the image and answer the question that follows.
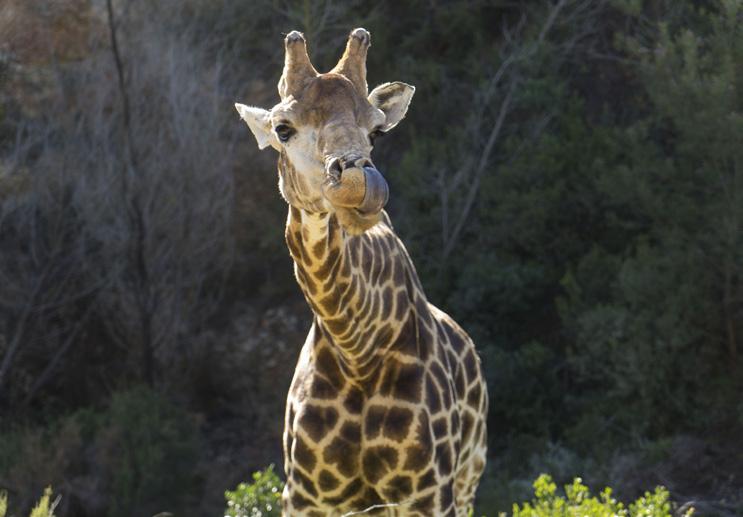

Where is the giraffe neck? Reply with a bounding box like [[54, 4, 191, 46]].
[[285, 205, 424, 379]]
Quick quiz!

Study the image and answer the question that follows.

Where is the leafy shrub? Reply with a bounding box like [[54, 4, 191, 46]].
[[0, 387, 200, 517], [225, 469, 690, 517], [0, 418, 86, 514], [99, 387, 200, 517], [0, 487, 57, 517], [27, 488, 57, 517], [510, 474, 692, 517], [224, 465, 283, 517]]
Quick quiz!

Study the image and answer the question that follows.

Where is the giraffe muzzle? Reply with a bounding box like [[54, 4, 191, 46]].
[[322, 165, 389, 214]]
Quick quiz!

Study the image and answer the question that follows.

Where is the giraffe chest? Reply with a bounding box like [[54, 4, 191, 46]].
[[282, 328, 468, 515]]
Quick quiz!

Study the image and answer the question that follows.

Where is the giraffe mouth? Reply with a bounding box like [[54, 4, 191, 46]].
[[322, 165, 389, 215]]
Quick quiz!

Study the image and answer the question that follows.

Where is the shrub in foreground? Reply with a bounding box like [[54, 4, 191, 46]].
[[224, 465, 283, 517], [1, 487, 57, 517], [224, 469, 693, 517], [509, 474, 693, 517]]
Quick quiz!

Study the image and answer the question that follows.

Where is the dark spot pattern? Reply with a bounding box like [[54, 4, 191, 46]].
[[384, 406, 414, 442], [464, 349, 479, 383], [344, 387, 363, 414], [315, 246, 340, 281], [383, 475, 413, 501], [279, 191, 489, 515], [454, 367, 466, 397], [411, 493, 435, 513], [416, 468, 437, 491], [340, 421, 361, 442], [467, 383, 482, 408], [362, 446, 398, 484], [293, 468, 318, 497], [318, 470, 339, 491], [294, 435, 316, 471], [426, 376, 442, 413], [319, 289, 341, 314], [312, 239, 326, 258], [404, 444, 430, 471], [315, 348, 344, 389], [324, 317, 347, 335], [379, 361, 423, 403], [435, 442, 453, 475], [432, 416, 448, 439], [310, 377, 338, 399], [291, 491, 313, 510], [439, 485, 454, 511], [299, 405, 339, 442], [323, 435, 359, 477], [351, 487, 384, 513], [324, 478, 363, 506], [395, 289, 408, 320], [365, 405, 386, 439]]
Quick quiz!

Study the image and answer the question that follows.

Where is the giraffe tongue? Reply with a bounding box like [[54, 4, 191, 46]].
[[357, 166, 389, 214], [322, 166, 389, 213]]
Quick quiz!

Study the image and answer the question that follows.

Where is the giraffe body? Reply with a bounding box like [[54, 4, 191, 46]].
[[235, 28, 487, 516], [283, 209, 487, 516]]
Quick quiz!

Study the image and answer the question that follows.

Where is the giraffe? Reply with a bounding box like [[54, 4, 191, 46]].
[[235, 28, 488, 516]]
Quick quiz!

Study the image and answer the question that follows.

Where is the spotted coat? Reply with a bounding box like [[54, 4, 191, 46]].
[[282, 206, 488, 516]]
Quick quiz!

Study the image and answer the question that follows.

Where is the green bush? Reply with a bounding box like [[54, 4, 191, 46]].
[[225, 470, 691, 517], [100, 387, 200, 517], [0, 387, 200, 517], [224, 465, 283, 517], [0, 417, 86, 515], [509, 475, 692, 517], [0, 487, 57, 517]]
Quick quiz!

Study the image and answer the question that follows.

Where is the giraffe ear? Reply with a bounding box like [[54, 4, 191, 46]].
[[368, 82, 415, 131], [235, 103, 279, 150]]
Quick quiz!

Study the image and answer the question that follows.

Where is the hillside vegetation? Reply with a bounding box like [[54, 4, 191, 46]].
[[0, 0, 741, 515]]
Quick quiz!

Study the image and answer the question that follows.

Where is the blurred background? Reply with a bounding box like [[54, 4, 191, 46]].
[[0, 0, 741, 515]]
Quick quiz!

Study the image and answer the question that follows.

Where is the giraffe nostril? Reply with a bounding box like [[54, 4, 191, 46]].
[[327, 157, 343, 178], [337, 155, 355, 170], [339, 155, 370, 171]]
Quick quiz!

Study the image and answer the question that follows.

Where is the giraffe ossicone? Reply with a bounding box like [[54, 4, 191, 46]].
[[235, 27, 488, 516]]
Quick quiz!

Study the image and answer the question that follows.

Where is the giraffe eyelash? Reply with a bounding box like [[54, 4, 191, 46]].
[[275, 123, 295, 142]]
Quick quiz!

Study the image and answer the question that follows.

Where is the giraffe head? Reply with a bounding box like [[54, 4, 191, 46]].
[[235, 28, 415, 234]]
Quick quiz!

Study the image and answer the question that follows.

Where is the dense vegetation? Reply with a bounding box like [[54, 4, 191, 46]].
[[222, 468, 691, 517], [1, 0, 741, 515]]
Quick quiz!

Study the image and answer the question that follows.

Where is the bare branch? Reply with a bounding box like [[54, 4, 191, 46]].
[[443, 82, 515, 262]]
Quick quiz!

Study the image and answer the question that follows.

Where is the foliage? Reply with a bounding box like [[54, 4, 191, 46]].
[[98, 387, 201, 517], [27, 488, 57, 517], [0, 417, 85, 514], [557, 0, 743, 442], [0, 387, 199, 517], [0, 487, 57, 517], [510, 475, 690, 517], [225, 469, 691, 517], [224, 466, 284, 517], [1, 0, 742, 515]]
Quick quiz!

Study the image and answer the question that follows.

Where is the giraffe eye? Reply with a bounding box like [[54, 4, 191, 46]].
[[369, 127, 385, 145], [275, 124, 295, 143]]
